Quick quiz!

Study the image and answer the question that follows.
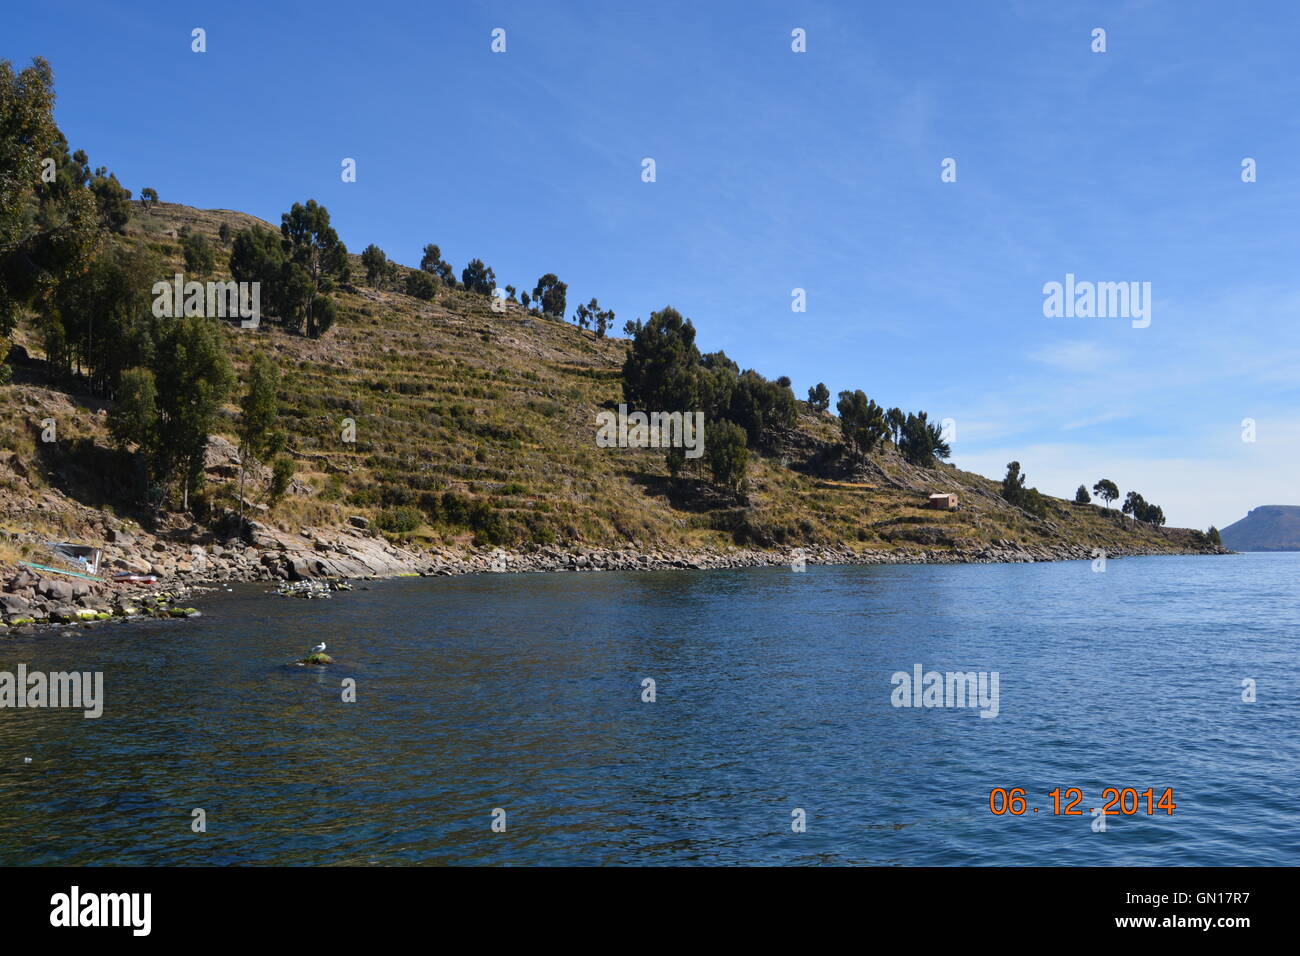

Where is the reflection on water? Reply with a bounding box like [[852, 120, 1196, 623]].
[[0, 554, 1295, 865]]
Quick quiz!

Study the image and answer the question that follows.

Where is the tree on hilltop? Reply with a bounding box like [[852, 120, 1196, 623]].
[[461, 258, 496, 295], [836, 389, 888, 456], [1001, 461, 1048, 518], [622, 306, 701, 413], [1092, 479, 1119, 509], [405, 269, 436, 300], [280, 199, 348, 337], [574, 297, 615, 337], [361, 244, 388, 286], [420, 244, 456, 287], [898, 410, 950, 466], [532, 273, 567, 318]]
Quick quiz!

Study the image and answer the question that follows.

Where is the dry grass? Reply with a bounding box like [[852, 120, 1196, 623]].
[[0, 200, 1214, 556]]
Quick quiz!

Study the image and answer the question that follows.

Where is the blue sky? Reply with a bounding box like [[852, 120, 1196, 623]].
[[7, 0, 1299, 530]]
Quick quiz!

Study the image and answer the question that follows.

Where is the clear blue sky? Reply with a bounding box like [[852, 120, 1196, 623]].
[[8, 0, 1300, 530]]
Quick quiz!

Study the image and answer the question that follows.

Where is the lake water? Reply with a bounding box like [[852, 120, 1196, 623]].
[[1, 553, 1295, 866]]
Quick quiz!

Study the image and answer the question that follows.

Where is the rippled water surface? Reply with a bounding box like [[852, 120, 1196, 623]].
[[1, 553, 1296, 865]]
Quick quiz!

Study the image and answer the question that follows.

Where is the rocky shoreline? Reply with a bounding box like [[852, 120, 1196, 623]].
[[437, 540, 1230, 574], [0, 516, 1230, 631], [1, 564, 206, 632]]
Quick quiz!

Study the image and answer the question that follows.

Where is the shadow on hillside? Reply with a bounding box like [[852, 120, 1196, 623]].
[[6, 349, 112, 415], [7, 351, 156, 525], [32, 434, 143, 518], [629, 473, 744, 513]]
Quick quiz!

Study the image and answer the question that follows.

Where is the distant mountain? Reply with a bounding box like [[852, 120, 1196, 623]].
[[1220, 506, 1300, 551]]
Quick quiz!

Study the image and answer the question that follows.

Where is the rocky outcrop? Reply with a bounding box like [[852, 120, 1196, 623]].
[[1, 565, 203, 629]]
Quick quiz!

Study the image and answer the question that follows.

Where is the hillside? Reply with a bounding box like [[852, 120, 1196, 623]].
[[1220, 506, 1300, 552], [0, 200, 1225, 587]]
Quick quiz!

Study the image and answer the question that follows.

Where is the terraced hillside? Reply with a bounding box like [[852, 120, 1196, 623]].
[[1, 201, 1221, 568]]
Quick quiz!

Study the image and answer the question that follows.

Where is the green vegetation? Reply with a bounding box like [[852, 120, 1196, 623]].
[[837, 390, 887, 456], [621, 306, 701, 413], [87, 162, 132, 233], [1, 58, 98, 376], [40, 244, 158, 395], [269, 455, 295, 506], [420, 244, 455, 287], [574, 297, 615, 337], [227, 199, 348, 338], [532, 273, 567, 318], [1092, 478, 1119, 509], [361, 244, 387, 285], [181, 230, 215, 276], [0, 56, 1215, 563], [107, 314, 235, 510], [898, 411, 951, 467], [279, 199, 348, 337], [405, 269, 436, 300], [376, 505, 422, 534], [1122, 490, 1165, 527], [1000, 461, 1048, 518], [236, 350, 285, 521], [617, 306, 799, 491], [706, 420, 749, 495], [460, 258, 495, 296]]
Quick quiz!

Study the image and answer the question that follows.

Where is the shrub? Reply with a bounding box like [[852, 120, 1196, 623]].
[[376, 506, 422, 534], [706, 420, 749, 493], [269, 456, 295, 505], [405, 270, 437, 300], [182, 232, 215, 276], [440, 492, 470, 525]]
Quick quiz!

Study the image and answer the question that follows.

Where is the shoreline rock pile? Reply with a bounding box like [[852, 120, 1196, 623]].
[[1, 565, 204, 632], [271, 579, 350, 599], [405, 540, 1230, 575]]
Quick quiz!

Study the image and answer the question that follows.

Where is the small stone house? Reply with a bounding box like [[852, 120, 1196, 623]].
[[927, 493, 958, 511]]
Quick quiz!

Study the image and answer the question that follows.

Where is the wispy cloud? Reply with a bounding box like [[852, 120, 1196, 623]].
[[1028, 340, 1123, 376]]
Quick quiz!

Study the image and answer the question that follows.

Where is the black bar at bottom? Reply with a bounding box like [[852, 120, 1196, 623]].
[[0, 865, 1280, 942]]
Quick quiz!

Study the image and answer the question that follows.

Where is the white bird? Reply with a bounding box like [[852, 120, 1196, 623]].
[[311, 642, 326, 654]]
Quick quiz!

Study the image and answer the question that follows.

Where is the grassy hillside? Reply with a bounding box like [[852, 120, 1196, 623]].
[[1, 200, 1219, 564]]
